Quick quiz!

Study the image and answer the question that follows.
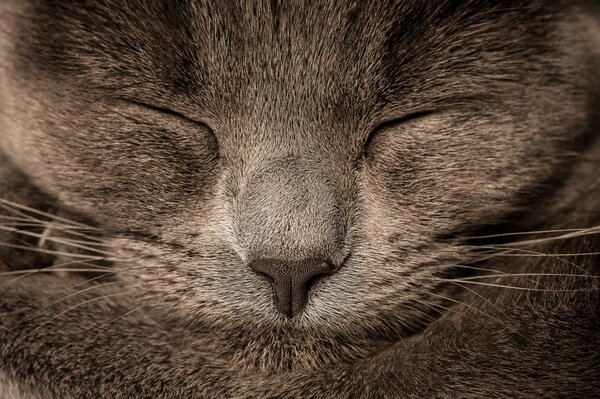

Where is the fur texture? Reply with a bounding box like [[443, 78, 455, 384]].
[[0, 1, 599, 397]]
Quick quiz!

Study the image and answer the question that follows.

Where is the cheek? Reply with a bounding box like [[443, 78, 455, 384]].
[[69, 141, 213, 214]]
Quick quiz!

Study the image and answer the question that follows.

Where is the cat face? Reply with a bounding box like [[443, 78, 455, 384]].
[[0, 1, 593, 370]]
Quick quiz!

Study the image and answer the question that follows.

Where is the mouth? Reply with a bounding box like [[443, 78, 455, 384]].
[[181, 293, 456, 373], [101, 239, 463, 372]]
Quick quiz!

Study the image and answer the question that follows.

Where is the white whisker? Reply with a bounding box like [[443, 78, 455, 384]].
[[98, 303, 149, 329], [424, 291, 525, 337], [448, 281, 513, 319], [0, 198, 97, 230], [439, 273, 599, 281], [478, 246, 600, 257], [0, 242, 130, 262], [16, 291, 139, 345], [0, 225, 115, 256], [435, 279, 599, 292], [461, 227, 599, 240], [481, 226, 600, 248], [24, 281, 122, 323], [0, 268, 115, 277]]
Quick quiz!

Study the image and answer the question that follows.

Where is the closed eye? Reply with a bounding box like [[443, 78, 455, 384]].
[[362, 109, 436, 156], [121, 98, 203, 125], [112, 97, 220, 155]]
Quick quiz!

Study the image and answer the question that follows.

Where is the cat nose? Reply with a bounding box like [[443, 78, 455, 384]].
[[249, 258, 335, 318]]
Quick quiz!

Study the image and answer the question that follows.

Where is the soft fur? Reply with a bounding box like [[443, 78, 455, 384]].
[[0, 1, 599, 398]]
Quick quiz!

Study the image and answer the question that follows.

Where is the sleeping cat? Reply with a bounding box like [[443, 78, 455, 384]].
[[0, 0, 599, 397]]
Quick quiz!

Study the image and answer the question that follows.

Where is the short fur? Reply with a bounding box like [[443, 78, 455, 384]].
[[0, 1, 599, 398]]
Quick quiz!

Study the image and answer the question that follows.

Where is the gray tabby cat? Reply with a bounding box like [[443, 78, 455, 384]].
[[0, 1, 599, 398]]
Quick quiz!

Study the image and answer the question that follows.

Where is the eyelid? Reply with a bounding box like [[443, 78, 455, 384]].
[[362, 109, 436, 151], [113, 97, 221, 159], [377, 109, 437, 131], [120, 98, 207, 127]]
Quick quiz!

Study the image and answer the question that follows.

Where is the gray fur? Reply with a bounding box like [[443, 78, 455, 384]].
[[0, 1, 599, 397]]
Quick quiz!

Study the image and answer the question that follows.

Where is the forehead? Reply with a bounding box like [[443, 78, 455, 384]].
[[16, 1, 557, 121]]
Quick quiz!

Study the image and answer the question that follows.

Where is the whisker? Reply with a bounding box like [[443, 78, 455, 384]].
[[426, 291, 501, 322], [478, 246, 600, 257], [464, 246, 597, 281], [448, 264, 513, 274], [46, 226, 109, 244], [0, 204, 106, 246], [0, 257, 115, 289], [1, 256, 98, 275], [40, 235, 113, 248], [97, 303, 149, 329], [41, 272, 119, 302], [0, 215, 43, 223], [0, 221, 47, 228], [16, 291, 139, 345], [424, 291, 527, 338], [460, 227, 597, 240], [0, 324, 14, 334], [442, 264, 542, 286], [462, 246, 589, 282], [0, 225, 115, 256], [0, 216, 92, 232], [439, 273, 599, 281], [487, 226, 600, 248], [0, 268, 116, 277], [411, 298, 465, 325], [0, 203, 43, 223], [433, 279, 599, 292], [23, 281, 122, 323], [0, 242, 130, 262], [0, 198, 97, 230], [448, 281, 514, 319], [406, 302, 442, 323]]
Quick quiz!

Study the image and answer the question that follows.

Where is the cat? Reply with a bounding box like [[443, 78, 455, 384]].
[[0, 0, 599, 397]]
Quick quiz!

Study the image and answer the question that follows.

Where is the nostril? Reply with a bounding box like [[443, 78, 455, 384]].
[[249, 258, 335, 285], [248, 258, 335, 318]]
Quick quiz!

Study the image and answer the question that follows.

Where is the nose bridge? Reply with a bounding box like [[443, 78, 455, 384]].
[[236, 156, 342, 262]]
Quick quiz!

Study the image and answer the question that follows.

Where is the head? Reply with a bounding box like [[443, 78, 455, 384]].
[[0, 0, 598, 371]]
